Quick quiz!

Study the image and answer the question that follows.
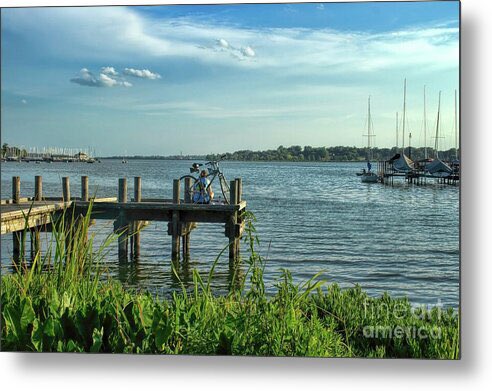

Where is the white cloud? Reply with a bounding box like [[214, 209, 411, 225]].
[[241, 46, 255, 58], [70, 68, 132, 88], [101, 66, 118, 76], [21, 99, 27, 104], [217, 38, 229, 49], [124, 68, 161, 79]]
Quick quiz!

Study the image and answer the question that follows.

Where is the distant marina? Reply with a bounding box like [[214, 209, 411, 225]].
[[1, 146, 100, 163]]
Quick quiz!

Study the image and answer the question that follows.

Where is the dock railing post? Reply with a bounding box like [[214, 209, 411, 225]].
[[182, 177, 192, 259], [35, 176, 43, 201], [171, 179, 181, 261], [131, 177, 141, 258], [235, 178, 242, 257], [228, 179, 239, 263], [115, 178, 128, 260], [81, 176, 89, 202], [12, 176, 24, 261], [31, 176, 43, 260], [62, 177, 70, 202], [12, 176, 20, 204]]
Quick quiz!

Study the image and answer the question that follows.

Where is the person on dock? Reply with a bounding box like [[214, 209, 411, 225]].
[[193, 170, 214, 204]]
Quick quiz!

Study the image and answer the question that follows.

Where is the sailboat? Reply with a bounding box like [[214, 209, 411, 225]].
[[392, 79, 415, 173], [425, 91, 453, 177], [360, 96, 379, 183]]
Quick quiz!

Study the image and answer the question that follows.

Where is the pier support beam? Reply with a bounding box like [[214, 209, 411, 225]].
[[30, 229, 41, 261], [227, 179, 241, 266], [35, 176, 43, 201], [62, 177, 70, 202], [181, 176, 193, 260], [81, 176, 89, 202], [115, 178, 128, 261], [12, 177, 23, 262], [130, 177, 142, 259], [171, 179, 181, 262]]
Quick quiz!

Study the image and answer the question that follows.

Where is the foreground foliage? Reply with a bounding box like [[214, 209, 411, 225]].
[[1, 209, 459, 358]]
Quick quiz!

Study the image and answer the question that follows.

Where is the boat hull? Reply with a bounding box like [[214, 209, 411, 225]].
[[361, 173, 379, 183]]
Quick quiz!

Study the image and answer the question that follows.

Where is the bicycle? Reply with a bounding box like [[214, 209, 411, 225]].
[[179, 156, 230, 204]]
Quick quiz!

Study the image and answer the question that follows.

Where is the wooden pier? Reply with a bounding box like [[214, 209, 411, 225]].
[[376, 160, 460, 186], [1, 176, 246, 263]]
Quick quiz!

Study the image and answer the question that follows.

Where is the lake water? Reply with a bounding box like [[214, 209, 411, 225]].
[[1, 160, 460, 308]]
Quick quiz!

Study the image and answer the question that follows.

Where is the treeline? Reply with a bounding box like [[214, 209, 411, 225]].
[[1, 143, 28, 158], [206, 145, 460, 162]]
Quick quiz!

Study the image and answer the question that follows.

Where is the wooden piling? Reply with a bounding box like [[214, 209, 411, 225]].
[[131, 177, 142, 258], [118, 178, 128, 203], [12, 176, 20, 204], [31, 229, 41, 260], [12, 230, 25, 263], [62, 177, 70, 202], [182, 177, 193, 259], [184, 177, 192, 203], [228, 179, 239, 263], [171, 179, 181, 261], [115, 178, 128, 260], [81, 176, 89, 201], [35, 176, 43, 201]]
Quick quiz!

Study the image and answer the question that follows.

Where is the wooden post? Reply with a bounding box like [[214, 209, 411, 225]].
[[131, 177, 142, 259], [182, 234, 190, 260], [228, 180, 238, 263], [12, 231, 25, 263], [81, 176, 89, 201], [182, 177, 193, 259], [116, 178, 128, 260], [118, 178, 127, 203], [235, 177, 242, 203], [62, 177, 70, 202], [234, 178, 242, 257], [171, 179, 181, 261], [12, 176, 20, 203], [12, 177, 22, 258], [31, 229, 41, 261], [184, 177, 192, 203], [34, 176, 42, 201], [173, 179, 181, 204], [134, 177, 142, 202]]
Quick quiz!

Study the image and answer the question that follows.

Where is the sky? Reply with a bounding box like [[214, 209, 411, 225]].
[[1, 1, 460, 156]]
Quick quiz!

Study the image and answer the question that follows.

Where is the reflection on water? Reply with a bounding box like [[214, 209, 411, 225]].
[[1, 160, 459, 307]]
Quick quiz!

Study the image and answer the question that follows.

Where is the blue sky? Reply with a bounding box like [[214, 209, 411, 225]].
[[1, 1, 459, 156]]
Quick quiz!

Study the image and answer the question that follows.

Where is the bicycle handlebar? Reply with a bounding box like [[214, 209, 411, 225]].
[[205, 154, 227, 166]]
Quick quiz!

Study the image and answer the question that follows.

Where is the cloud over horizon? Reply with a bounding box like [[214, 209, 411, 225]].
[[70, 68, 132, 88], [123, 68, 161, 79]]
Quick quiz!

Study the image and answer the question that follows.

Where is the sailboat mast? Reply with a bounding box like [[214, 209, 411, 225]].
[[454, 89, 458, 160], [368, 96, 371, 149], [435, 91, 441, 159], [424, 85, 427, 160], [395, 112, 399, 149], [402, 78, 406, 153]]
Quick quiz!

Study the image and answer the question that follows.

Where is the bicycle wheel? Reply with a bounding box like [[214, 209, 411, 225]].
[[218, 174, 230, 204]]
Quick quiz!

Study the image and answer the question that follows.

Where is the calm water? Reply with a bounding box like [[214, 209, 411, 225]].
[[1, 160, 460, 308]]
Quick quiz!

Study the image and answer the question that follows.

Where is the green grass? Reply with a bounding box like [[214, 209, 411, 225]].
[[1, 207, 459, 358]]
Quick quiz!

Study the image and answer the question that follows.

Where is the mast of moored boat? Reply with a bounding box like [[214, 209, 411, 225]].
[[402, 78, 407, 155], [395, 112, 399, 150], [365, 96, 373, 161], [434, 91, 441, 159], [454, 89, 458, 160], [424, 85, 427, 160]]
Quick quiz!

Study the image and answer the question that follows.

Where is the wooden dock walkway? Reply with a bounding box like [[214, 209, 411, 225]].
[[1, 176, 246, 263]]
